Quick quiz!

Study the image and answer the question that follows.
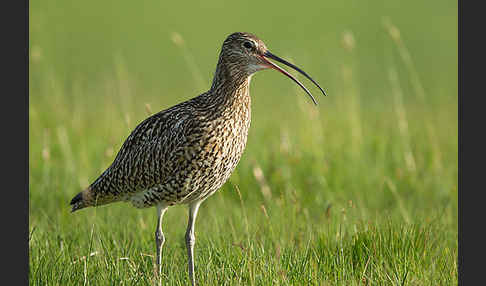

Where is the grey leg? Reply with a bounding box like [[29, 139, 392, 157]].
[[186, 201, 202, 286], [155, 204, 168, 279]]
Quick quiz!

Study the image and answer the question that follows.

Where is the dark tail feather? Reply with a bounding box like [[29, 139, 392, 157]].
[[70, 192, 86, 213]]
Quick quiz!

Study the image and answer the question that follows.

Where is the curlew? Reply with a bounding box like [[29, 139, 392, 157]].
[[70, 32, 326, 285]]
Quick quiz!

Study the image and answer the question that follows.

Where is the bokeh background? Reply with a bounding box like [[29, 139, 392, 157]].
[[29, 0, 457, 284]]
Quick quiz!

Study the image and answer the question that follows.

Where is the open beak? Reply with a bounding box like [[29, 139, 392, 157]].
[[261, 51, 326, 105]]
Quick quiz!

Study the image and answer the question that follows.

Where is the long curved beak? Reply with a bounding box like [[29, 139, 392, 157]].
[[261, 51, 326, 105]]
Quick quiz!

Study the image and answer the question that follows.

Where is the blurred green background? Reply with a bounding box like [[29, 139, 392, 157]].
[[29, 0, 457, 284], [29, 0, 456, 105]]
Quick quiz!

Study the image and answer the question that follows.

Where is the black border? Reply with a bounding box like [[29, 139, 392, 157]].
[[4, 0, 28, 284], [458, 1, 485, 285]]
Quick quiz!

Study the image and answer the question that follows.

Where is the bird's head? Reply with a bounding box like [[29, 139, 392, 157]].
[[218, 32, 326, 104]]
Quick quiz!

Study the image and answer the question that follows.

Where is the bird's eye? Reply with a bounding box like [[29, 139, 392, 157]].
[[243, 41, 254, 50]]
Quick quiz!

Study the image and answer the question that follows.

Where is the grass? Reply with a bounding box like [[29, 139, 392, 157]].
[[29, 0, 457, 284]]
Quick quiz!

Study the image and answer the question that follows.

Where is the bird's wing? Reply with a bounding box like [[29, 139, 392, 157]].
[[88, 101, 199, 200]]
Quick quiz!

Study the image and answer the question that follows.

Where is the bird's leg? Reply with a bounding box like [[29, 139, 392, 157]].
[[155, 204, 168, 278], [185, 201, 202, 286]]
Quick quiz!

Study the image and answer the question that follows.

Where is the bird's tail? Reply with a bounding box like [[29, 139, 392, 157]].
[[70, 188, 93, 213]]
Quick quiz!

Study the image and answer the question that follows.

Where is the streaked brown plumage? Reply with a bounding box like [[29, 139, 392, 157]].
[[70, 32, 325, 285]]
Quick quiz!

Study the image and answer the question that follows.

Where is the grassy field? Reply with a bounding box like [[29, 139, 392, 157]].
[[29, 0, 457, 285]]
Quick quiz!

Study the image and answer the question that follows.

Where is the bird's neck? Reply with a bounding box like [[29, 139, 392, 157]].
[[208, 58, 251, 111]]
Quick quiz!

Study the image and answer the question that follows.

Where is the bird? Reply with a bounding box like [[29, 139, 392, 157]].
[[70, 32, 326, 285]]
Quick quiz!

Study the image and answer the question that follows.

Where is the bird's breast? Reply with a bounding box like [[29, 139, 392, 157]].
[[173, 101, 251, 203]]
